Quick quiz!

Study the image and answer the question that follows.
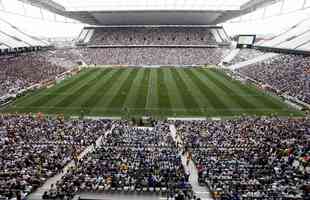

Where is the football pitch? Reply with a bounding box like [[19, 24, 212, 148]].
[[3, 67, 302, 118]]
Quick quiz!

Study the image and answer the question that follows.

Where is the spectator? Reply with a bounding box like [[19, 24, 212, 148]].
[[79, 47, 228, 66], [88, 27, 218, 46], [238, 54, 310, 103], [0, 114, 113, 199], [45, 121, 192, 198], [174, 117, 310, 200]]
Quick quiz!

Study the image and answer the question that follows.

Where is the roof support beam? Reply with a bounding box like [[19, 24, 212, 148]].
[[241, 0, 279, 10], [0, 29, 32, 46], [214, 0, 279, 24], [19, 0, 66, 12], [0, 0, 5, 10], [303, 0, 308, 9], [0, 42, 12, 48], [18, 0, 99, 24]]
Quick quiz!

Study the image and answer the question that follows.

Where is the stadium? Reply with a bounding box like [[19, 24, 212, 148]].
[[0, 0, 309, 200]]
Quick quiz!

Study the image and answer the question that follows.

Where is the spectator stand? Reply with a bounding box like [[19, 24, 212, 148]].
[[0, 49, 84, 106], [74, 193, 162, 200], [172, 118, 310, 200], [226, 51, 278, 71], [39, 121, 194, 200], [225, 70, 307, 112], [27, 124, 116, 200], [169, 124, 213, 200], [236, 52, 310, 109]]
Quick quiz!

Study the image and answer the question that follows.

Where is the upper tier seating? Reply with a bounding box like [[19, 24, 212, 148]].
[[237, 54, 310, 104], [88, 27, 217, 46]]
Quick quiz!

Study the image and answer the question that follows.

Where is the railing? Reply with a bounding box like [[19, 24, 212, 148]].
[[3, 106, 300, 120]]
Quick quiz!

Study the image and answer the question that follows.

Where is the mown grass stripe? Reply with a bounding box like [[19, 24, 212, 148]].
[[78, 69, 119, 108], [133, 69, 151, 109], [89, 69, 133, 115], [183, 69, 228, 110], [209, 69, 254, 94], [170, 68, 201, 114], [199, 69, 258, 109], [15, 70, 89, 108], [108, 69, 139, 109], [208, 69, 285, 109], [178, 69, 213, 109], [209, 68, 264, 96], [122, 69, 145, 108], [4, 67, 301, 118], [146, 69, 160, 116], [85, 69, 127, 110], [182, 69, 225, 113], [47, 69, 97, 94], [145, 69, 156, 109], [68, 68, 114, 107], [25, 69, 100, 108], [157, 69, 171, 109], [164, 69, 186, 113], [52, 69, 108, 108]]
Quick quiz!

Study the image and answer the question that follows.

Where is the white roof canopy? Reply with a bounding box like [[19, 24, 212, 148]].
[[18, 0, 271, 25], [53, 0, 252, 11]]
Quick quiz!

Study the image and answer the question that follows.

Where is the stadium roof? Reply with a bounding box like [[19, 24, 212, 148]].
[[20, 0, 275, 25], [52, 0, 252, 12]]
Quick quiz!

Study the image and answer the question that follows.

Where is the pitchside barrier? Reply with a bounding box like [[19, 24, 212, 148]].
[[0, 67, 82, 107], [10, 105, 298, 113], [83, 64, 207, 68], [230, 70, 310, 111], [4, 106, 300, 121], [0, 109, 303, 123]]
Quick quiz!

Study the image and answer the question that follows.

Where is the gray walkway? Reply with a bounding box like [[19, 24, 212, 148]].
[[169, 125, 213, 200], [228, 53, 278, 70], [77, 192, 164, 200], [221, 48, 240, 64], [28, 127, 115, 200], [28, 124, 212, 200]]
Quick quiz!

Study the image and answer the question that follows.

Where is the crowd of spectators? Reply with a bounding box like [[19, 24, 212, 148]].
[[79, 27, 230, 66], [174, 117, 310, 200], [104, 121, 173, 147], [0, 49, 82, 97], [44, 121, 192, 199], [229, 49, 267, 65], [0, 26, 230, 97], [0, 53, 63, 96], [237, 54, 310, 104], [89, 27, 217, 46], [41, 49, 82, 69], [1, 114, 309, 200], [0, 114, 112, 200], [0, 44, 230, 98], [79, 47, 228, 66]]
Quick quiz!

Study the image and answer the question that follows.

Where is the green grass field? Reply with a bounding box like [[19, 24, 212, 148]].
[[2, 67, 302, 118]]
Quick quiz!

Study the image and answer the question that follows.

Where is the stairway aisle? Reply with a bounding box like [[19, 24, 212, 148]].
[[169, 125, 213, 200], [28, 126, 115, 200]]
